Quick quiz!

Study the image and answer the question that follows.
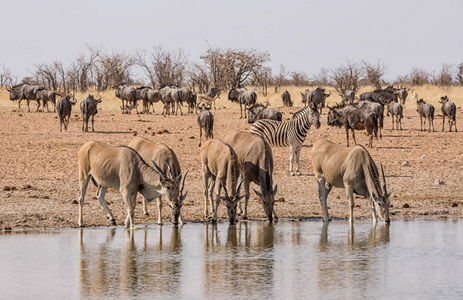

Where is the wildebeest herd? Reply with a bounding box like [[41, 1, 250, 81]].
[[5, 84, 458, 228]]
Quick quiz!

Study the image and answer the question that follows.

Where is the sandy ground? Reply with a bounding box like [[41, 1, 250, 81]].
[[1, 98, 462, 230]]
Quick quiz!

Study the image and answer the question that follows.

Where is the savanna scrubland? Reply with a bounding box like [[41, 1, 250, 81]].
[[0, 85, 462, 230]]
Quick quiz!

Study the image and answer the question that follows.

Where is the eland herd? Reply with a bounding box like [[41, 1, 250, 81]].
[[5, 84, 459, 228]]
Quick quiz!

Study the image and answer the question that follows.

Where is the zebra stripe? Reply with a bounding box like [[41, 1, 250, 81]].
[[291, 105, 312, 119], [249, 112, 314, 147]]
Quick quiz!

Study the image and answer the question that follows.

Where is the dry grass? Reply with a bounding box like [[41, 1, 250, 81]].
[[1, 85, 462, 112]]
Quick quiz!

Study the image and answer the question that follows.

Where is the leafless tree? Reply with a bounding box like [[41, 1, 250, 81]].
[[363, 60, 387, 89], [312, 68, 332, 86], [187, 63, 210, 93], [432, 63, 453, 86], [94, 51, 134, 91], [200, 48, 270, 89], [273, 65, 289, 93], [254, 66, 273, 96], [290, 71, 311, 86], [408, 68, 431, 86], [331, 59, 365, 96], [0, 64, 15, 87], [135, 46, 187, 88], [455, 62, 463, 86]]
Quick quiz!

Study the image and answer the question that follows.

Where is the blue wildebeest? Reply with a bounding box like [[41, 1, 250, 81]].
[[281, 90, 293, 107], [206, 87, 221, 110], [394, 87, 408, 104], [416, 99, 435, 132], [249, 102, 320, 176], [80, 94, 102, 132], [360, 86, 397, 109], [341, 90, 355, 104], [439, 96, 457, 132], [7, 83, 45, 112], [224, 130, 278, 222], [301, 87, 331, 114], [387, 102, 403, 130], [311, 139, 390, 225], [247, 103, 282, 123], [115, 85, 137, 114], [200, 139, 245, 224], [77, 141, 179, 228], [128, 136, 188, 225], [160, 86, 184, 115], [228, 87, 257, 118], [37, 89, 61, 112], [178, 87, 196, 114], [57, 95, 77, 132], [134, 86, 151, 113], [197, 101, 214, 147], [357, 100, 384, 138], [327, 105, 379, 148]]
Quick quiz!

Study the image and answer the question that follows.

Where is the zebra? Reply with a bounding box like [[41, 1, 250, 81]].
[[249, 102, 321, 176]]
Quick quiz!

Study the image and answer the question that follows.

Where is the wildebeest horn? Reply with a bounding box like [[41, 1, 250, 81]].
[[151, 160, 167, 179], [381, 163, 388, 196], [325, 90, 332, 97]]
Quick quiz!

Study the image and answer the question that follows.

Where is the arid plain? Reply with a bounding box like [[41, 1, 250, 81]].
[[0, 86, 462, 229]]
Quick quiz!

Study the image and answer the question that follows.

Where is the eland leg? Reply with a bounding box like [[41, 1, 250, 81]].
[[97, 186, 116, 226]]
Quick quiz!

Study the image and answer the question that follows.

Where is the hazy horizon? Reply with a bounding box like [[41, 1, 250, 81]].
[[1, 0, 462, 82]]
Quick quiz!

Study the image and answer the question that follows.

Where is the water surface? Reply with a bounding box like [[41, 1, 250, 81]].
[[0, 219, 462, 299]]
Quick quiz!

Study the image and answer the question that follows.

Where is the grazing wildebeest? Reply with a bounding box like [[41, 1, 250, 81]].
[[357, 100, 384, 138], [416, 99, 435, 132], [115, 85, 137, 114], [134, 86, 153, 113], [57, 95, 77, 132], [206, 87, 221, 110], [249, 102, 320, 176], [224, 130, 278, 221], [160, 86, 183, 115], [7, 83, 45, 112], [178, 87, 196, 114], [439, 96, 457, 132], [128, 137, 188, 225], [77, 141, 179, 228], [281, 90, 293, 107], [301, 87, 331, 114], [143, 88, 163, 113], [80, 94, 102, 132], [228, 87, 257, 118], [327, 105, 378, 148], [200, 139, 245, 224], [197, 101, 214, 147], [247, 104, 282, 123], [311, 139, 391, 225], [37, 89, 61, 112], [394, 87, 408, 104], [360, 86, 397, 107], [341, 90, 355, 104], [387, 102, 403, 130]]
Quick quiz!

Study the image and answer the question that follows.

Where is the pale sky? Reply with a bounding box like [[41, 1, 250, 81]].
[[1, 0, 462, 81]]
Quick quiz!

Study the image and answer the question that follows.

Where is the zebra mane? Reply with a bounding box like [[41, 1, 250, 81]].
[[291, 106, 312, 119]]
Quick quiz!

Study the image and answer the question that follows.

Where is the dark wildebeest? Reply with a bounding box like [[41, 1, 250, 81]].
[[281, 90, 293, 107], [439, 96, 457, 132], [228, 87, 257, 118], [57, 95, 77, 132], [178, 88, 196, 114], [160, 86, 183, 115], [134, 86, 153, 114], [311, 139, 390, 225], [115, 85, 137, 114], [327, 105, 378, 148], [7, 84, 45, 112], [301, 87, 331, 114], [341, 90, 355, 104], [80, 94, 102, 132], [197, 102, 214, 147], [247, 103, 282, 123], [37, 89, 61, 112], [206, 88, 221, 110], [357, 100, 384, 138], [394, 88, 408, 104], [416, 99, 435, 132], [143, 88, 163, 113], [387, 102, 403, 130]]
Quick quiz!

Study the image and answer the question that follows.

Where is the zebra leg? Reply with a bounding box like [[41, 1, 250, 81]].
[[289, 145, 296, 176], [295, 144, 302, 176]]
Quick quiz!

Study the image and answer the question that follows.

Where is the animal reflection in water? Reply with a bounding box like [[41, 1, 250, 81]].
[[79, 227, 182, 298], [202, 223, 276, 298]]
